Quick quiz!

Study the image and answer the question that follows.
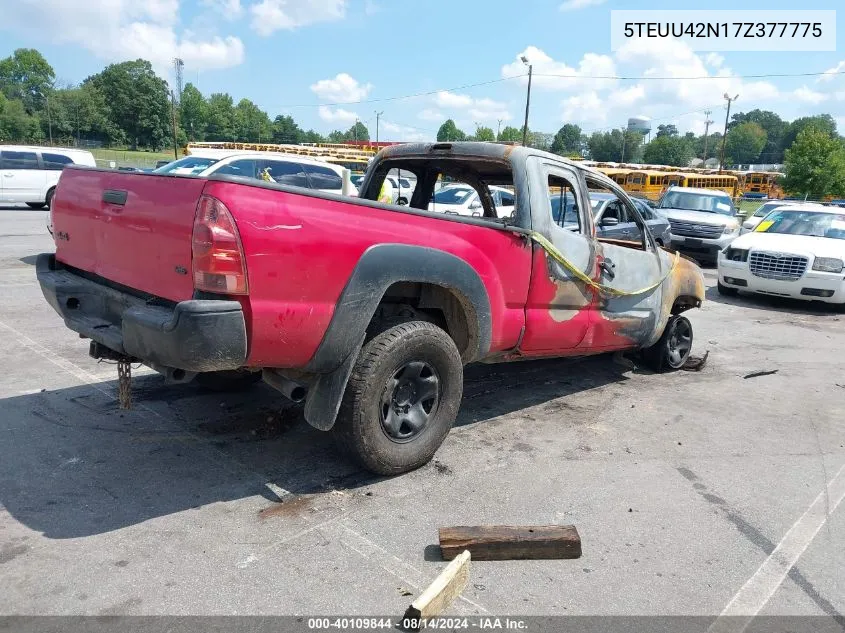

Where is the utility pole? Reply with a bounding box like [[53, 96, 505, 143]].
[[173, 58, 184, 104], [41, 91, 53, 146], [354, 118, 359, 143], [375, 111, 383, 144], [497, 118, 503, 141], [702, 110, 713, 161], [719, 94, 738, 173], [170, 90, 178, 159], [620, 124, 627, 163], [521, 56, 533, 147], [75, 102, 80, 146]]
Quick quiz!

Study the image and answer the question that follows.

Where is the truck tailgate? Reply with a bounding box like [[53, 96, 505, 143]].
[[52, 168, 206, 302]]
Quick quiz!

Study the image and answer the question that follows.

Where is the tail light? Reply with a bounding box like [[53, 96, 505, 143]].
[[192, 195, 248, 295]]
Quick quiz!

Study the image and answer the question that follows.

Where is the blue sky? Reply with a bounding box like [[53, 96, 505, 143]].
[[3, 0, 845, 140]]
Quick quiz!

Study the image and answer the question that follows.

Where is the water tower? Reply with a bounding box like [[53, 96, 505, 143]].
[[628, 115, 651, 138]]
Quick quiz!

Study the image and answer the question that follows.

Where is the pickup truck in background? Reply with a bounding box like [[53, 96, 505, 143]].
[[37, 142, 705, 475]]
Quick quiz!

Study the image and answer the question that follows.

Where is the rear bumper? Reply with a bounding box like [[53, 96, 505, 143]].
[[36, 253, 248, 372]]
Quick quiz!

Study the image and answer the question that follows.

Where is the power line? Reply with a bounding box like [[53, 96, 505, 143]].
[[533, 70, 845, 81], [267, 76, 526, 109]]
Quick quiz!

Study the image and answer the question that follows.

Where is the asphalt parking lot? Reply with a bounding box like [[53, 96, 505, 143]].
[[1, 205, 843, 620]]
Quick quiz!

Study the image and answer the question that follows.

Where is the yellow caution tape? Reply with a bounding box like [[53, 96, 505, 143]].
[[528, 230, 680, 298]]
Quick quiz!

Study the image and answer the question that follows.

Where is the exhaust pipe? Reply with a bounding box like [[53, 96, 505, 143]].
[[263, 370, 307, 403]]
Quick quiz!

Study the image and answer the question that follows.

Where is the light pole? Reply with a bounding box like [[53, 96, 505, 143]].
[[702, 110, 713, 162], [719, 93, 738, 173], [497, 118, 503, 141], [620, 124, 627, 163], [37, 90, 53, 145], [375, 110, 383, 144], [521, 56, 533, 147]]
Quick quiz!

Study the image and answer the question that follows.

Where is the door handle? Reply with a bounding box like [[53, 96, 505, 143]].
[[599, 258, 616, 280], [3, 173, 13, 177]]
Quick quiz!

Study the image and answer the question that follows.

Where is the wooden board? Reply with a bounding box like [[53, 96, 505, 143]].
[[439, 525, 581, 561], [403, 550, 470, 625]]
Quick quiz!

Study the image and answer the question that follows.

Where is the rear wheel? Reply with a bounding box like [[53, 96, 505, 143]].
[[26, 202, 46, 209], [717, 281, 738, 296], [397, 197, 408, 206], [333, 321, 463, 475], [45, 187, 55, 209], [643, 315, 693, 372]]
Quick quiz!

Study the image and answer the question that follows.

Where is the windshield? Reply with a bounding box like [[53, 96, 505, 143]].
[[432, 187, 473, 204], [659, 191, 734, 215], [154, 156, 217, 175], [589, 198, 610, 215], [756, 210, 845, 240], [753, 202, 783, 218]]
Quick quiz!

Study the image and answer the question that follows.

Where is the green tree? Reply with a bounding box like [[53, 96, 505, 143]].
[[587, 129, 643, 162], [180, 83, 207, 141], [327, 130, 346, 143], [729, 109, 787, 163], [782, 129, 845, 199], [233, 98, 271, 142], [550, 124, 582, 155], [0, 48, 55, 113], [436, 119, 466, 142], [0, 92, 40, 141], [781, 114, 837, 152], [346, 120, 369, 142], [301, 129, 326, 143], [272, 115, 303, 144], [497, 125, 522, 142], [472, 125, 495, 142], [725, 122, 767, 165], [205, 93, 235, 141], [642, 135, 692, 166], [85, 59, 170, 149], [527, 131, 554, 151], [655, 124, 678, 138]]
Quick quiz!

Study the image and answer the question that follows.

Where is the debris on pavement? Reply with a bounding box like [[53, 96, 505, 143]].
[[403, 550, 470, 628], [438, 525, 581, 561], [682, 350, 709, 372], [612, 351, 637, 370], [743, 369, 779, 379]]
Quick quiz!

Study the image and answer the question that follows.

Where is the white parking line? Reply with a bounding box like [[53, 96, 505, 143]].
[[708, 461, 845, 633]]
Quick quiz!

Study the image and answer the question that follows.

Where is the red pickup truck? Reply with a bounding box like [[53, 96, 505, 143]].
[[38, 143, 705, 474]]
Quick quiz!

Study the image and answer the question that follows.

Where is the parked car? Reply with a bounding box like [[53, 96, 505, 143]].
[[117, 166, 144, 172], [155, 159, 171, 169], [38, 142, 705, 475], [427, 184, 516, 217], [658, 186, 742, 263], [588, 192, 672, 246], [0, 145, 96, 209], [740, 199, 823, 234], [154, 152, 349, 194], [718, 204, 845, 306], [387, 175, 415, 205]]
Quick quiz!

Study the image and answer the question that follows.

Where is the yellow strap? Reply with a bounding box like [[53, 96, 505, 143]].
[[528, 231, 680, 298]]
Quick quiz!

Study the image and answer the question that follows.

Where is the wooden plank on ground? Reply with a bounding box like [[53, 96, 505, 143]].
[[403, 550, 471, 625], [439, 525, 581, 561]]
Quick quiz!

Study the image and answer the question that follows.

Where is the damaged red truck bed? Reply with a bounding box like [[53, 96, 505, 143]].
[[38, 142, 705, 475]]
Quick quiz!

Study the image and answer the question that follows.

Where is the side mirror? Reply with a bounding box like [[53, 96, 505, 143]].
[[469, 200, 482, 210], [600, 216, 620, 227]]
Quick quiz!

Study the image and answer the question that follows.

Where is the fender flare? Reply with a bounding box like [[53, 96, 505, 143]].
[[302, 244, 492, 431], [306, 243, 492, 374]]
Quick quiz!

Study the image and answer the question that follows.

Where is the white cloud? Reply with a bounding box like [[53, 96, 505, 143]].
[[200, 0, 243, 19], [381, 121, 428, 142], [364, 0, 379, 15], [819, 60, 845, 83], [705, 53, 724, 68], [501, 46, 617, 91], [434, 91, 474, 108], [433, 92, 511, 123], [418, 108, 444, 121], [310, 73, 372, 103], [0, 0, 244, 75], [561, 91, 606, 126], [559, 0, 605, 11], [318, 105, 359, 125], [792, 86, 828, 105], [250, 0, 346, 36]]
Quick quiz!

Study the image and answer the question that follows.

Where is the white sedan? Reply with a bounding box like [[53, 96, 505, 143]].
[[427, 184, 515, 217], [718, 204, 845, 306], [740, 199, 825, 234]]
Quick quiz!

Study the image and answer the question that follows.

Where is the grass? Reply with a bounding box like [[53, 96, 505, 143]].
[[90, 148, 179, 167]]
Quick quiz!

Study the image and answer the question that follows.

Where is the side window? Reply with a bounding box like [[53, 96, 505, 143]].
[[41, 153, 74, 170], [637, 202, 653, 220], [587, 177, 650, 249], [1, 151, 39, 170], [259, 160, 308, 188], [303, 164, 342, 190], [548, 172, 582, 233], [214, 159, 257, 179], [499, 190, 515, 207]]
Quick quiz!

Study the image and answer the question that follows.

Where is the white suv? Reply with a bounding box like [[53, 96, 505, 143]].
[[0, 146, 96, 208]]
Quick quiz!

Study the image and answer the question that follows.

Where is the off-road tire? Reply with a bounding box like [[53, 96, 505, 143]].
[[643, 315, 693, 372], [46, 187, 56, 209], [196, 370, 262, 392], [333, 321, 463, 475]]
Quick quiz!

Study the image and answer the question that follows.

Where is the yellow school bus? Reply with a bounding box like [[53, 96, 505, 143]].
[[684, 173, 739, 197], [597, 168, 631, 187]]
